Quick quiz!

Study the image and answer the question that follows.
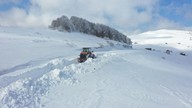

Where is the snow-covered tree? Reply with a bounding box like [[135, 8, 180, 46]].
[[49, 16, 75, 32], [49, 15, 132, 45]]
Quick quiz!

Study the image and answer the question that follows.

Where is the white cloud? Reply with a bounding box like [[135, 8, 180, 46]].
[[153, 17, 181, 30], [28, 0, 160, 29], [0, 7, 27, 27], [0, 0, 186, 32]]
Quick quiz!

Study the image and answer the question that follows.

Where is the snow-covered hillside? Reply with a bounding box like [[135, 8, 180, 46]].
[[0, 27, 192, 108], [132, 29, 192, 50]]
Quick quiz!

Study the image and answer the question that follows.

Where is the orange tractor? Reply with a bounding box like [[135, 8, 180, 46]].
[[78, 47, 96, 63]]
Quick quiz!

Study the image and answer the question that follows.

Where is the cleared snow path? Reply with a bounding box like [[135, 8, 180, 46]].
[[42, 50, 192, 108]]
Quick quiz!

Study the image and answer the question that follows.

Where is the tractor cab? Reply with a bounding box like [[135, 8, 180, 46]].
[[78, 47, 95, 63], [82, 47, 92, 53]]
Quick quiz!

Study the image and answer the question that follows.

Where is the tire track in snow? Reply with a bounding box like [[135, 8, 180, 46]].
[[0, 58, 75, 88], [41, 52, 117, 108], [0, 59, 47, 76], [161, 85, 192, 108]]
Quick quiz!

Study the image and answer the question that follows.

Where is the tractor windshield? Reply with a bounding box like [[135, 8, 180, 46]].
[[83, 48, 91, 52]]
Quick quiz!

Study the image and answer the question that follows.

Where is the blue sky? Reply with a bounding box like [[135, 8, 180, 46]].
[[0, 0, 191, 32], [0, 0, 30, 11], [159, 0, 192, 26]]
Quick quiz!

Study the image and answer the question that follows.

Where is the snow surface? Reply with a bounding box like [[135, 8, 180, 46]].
[[0, 27, 192, 108]]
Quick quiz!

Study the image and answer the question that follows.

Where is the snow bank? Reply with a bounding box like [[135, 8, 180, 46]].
[[0, 58, 77, 108], [0, 51, 117, 108]]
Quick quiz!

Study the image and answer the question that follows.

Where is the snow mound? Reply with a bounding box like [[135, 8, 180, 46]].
[[0, 58, 77, 108], [0, 52, 117, 108]]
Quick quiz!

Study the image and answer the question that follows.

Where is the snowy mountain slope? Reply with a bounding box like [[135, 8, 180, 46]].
[[132, 29, 192, 51], [0, 27, 192, 108], [130, 29, 192, 69], [0, 27, 118, 73]]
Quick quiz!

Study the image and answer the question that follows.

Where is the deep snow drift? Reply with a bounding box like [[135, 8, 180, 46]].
[[0, 27, 192, 108]]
